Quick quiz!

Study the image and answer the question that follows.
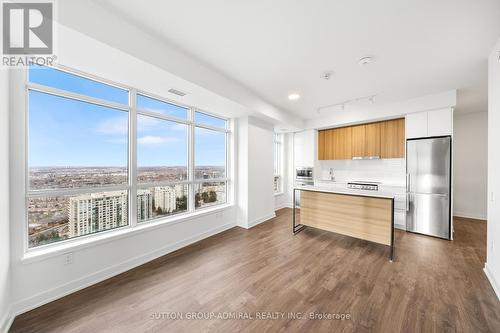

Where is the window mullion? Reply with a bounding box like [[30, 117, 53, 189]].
[[188, 108, 195, 213], [129, 89, 138, 228]]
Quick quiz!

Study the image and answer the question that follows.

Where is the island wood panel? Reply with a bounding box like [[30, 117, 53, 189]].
[[380, 118, 405, 158], [300, 190, 392, 246], [351, 124, 366, 158], [365, 122, 381, 157]]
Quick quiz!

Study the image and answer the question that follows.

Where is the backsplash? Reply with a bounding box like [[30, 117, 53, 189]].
[[315, 158, 406, 186]]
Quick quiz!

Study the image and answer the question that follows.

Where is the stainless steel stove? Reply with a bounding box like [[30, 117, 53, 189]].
[[347, 181, 380, 191]]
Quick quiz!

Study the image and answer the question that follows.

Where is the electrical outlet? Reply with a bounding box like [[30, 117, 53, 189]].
[[63, 252, 74, 266]]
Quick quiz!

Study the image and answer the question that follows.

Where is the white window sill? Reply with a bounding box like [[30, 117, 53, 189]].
[[274, 192, 284, 196], [21, 203, 234, 265]]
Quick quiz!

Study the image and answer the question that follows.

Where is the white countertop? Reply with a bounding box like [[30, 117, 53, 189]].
[[294, 185, 396, 199]]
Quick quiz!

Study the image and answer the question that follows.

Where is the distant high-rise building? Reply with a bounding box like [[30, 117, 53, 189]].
[[154, 186, 176, 213], [137, 189, 153, 222], [68, 190, 154, 237], [174, 184, 184, 198], [68, 191, 128, 238]]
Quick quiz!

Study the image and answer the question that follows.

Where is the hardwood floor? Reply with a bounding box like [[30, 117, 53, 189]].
[[10, 210, 500, 332]]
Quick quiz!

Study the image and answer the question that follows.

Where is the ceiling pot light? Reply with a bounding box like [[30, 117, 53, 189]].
[[358, 56, 373, 66], [288, 93, 300, 100]]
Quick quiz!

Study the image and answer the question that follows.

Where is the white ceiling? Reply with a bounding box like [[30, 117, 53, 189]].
[[98, 0, 500, 119]]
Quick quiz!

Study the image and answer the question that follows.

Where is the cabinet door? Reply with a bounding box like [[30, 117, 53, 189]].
[[406, 112, 428, 139], [365, 122, 381, 157], [302, 130, 315, 166], [318, 130, 326, 160], [333, 127, 352, 160], [381, 118, 405, 158], [325, 129, 334, 160], [293, 132, 302, 167], [351, 124, 366, 158], [343, 127, 353, 159], [427, 109, 452, 136]]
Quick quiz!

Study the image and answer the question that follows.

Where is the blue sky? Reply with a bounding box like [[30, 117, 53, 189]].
[[28, 66, 225, 167]]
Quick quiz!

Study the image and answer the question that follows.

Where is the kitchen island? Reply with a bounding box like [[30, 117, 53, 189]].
[[293, 185, 395, 260]]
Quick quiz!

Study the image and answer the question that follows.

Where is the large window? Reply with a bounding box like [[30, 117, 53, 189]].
[[273, 133, 283, 193], [27, 65, 230, 248], [194, 112, 227, 208]]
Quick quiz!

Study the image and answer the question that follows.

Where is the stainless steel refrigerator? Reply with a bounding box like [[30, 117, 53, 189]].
[[406, 136, 451, 239]]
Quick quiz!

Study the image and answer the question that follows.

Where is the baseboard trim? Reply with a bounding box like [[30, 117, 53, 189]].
[[274, 203, 287, 211], [484, 263, 500, 301], [0, 306, 13, 333], [275, 202, 293, 211], [394, 224, 406, 231], [247, 213, 276, 229], [11, 221, 236, 319], [454, 213, 487, 221]]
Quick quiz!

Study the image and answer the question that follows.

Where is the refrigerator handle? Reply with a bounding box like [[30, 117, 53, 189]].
[[406, 173, 410, 211]]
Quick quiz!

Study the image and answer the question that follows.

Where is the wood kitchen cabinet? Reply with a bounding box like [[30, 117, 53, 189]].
[[333, 126, 352, 160], [318, 127, 351, 160], [323, 129, 333, 160], [318, 118, 404, 160], [351, 125, 366, 158], [351, 123, 381, 158], [365, 122, 381, 157], [380, 118, 405, 158], [318, 129, 326, 160]]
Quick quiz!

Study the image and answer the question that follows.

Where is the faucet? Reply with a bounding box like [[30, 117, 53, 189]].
[[329, 168, 335, 181]]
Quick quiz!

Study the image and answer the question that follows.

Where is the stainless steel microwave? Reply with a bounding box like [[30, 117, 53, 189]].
[[295, 167, 313, 180]]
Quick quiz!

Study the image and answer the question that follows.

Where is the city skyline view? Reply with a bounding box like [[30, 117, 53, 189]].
[[28, 169, 227, 247]]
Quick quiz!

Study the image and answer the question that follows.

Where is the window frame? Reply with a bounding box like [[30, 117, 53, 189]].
[[24, 64, 231, 251]]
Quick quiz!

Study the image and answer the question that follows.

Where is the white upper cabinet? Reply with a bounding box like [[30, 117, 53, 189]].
[[293, 130, 315, 167], [406, 112, 428, 139], [427, 109, 453, 136], [406, 108, 453, 139]]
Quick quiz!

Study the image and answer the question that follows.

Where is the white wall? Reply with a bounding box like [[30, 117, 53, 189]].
[[238, 117, 276, 227], [0, 69, 11, 332], [486, 38, 500, 299], [453, 112, 488, 220]]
